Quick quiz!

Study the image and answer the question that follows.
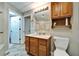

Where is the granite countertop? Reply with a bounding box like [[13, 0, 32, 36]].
[[26, 34, 51, 39]]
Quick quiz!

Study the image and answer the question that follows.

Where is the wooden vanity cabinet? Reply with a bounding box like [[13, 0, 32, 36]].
[[25, 36, 51, 56]]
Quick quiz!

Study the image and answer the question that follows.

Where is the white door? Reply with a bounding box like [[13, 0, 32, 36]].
[[11, 16, 20, 43]]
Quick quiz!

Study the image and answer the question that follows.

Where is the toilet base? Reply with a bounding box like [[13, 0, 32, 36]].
[[54, 49, 69, 56]]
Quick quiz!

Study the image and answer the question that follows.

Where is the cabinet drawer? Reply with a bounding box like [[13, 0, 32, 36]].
[[30, 41, 38, 46], [30, 37, 38, 43], [30, 38, 38, 46], [39, 39, 47, 46]]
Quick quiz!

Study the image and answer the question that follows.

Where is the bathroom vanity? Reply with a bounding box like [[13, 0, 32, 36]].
[[25, 34, 51, 56]]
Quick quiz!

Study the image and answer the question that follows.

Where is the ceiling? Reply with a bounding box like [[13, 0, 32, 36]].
[[9, 2, 48, 13], [9, 2, 34, 12]]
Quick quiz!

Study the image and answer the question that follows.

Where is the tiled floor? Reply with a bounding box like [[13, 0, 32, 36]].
[[5, 44, 29, 56], [5, 44, 53, 56]]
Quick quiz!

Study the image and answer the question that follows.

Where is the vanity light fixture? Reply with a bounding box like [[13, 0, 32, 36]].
[[35, 7, 48, 13]]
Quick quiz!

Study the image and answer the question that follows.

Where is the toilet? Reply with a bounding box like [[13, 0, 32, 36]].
[[54, 36, 69, 56]]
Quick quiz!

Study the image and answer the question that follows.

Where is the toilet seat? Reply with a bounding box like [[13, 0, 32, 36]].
[[54, 49, 69, 56]]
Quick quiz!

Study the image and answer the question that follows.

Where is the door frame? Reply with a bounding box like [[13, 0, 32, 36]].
[[23, 14, 31, 41], [8, 9, 23, 44]]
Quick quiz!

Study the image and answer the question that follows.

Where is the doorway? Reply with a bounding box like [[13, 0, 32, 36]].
[[24, 16, 31, 36], [9, 10, 22, 44]]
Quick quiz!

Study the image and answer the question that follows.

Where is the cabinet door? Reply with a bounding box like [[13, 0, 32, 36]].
[[39, 39, 47, 56], [25, 36, 29, 52], [52, 3, 61, 19], [61, 2, 73, 17], [30, 37, 38, 55], [39, 45, 47, 56]]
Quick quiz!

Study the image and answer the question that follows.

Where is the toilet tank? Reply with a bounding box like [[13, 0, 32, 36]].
[[54, 36, 69, 50]]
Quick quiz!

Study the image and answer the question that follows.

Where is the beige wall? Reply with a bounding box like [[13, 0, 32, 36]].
[[0, 3, 8, 55], [67, 2, 79, 56]]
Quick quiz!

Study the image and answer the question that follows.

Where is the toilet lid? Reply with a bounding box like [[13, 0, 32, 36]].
[[54, 49, 69, 56]]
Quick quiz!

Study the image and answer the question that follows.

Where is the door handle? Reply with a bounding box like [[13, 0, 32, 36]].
[[19, 28, 21, 30], [11, 30, 12, 32]]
